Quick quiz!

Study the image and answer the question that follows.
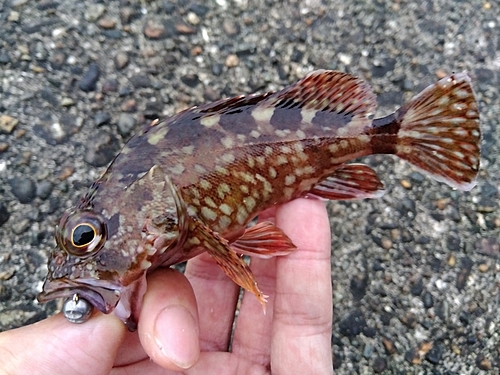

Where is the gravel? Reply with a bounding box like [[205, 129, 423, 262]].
[[0, 0, 499, 373]]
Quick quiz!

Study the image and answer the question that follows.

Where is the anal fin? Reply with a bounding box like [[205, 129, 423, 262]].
[[305, 163, 385, 200], [231, 221, 297, 259], [192, 218, 268, 311]]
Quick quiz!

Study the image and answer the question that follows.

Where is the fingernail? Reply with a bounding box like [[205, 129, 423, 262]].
[[154, 305, 199, 369]]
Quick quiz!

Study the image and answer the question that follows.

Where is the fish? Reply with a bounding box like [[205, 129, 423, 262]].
[[37, 70, 481, 330]]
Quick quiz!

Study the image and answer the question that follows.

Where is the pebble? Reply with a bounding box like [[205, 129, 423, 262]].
[[10, 177, 37, 204], [175, 22, 196, 34], [98, 17, 116, 29], [60, 97, 75, 107], [0, 143, 9, 152], [212, 63, 224, 76], [350, 273, 368, 301], [362, 344, 373, 359], [117, 113, 136, 137], [478, 262, 490, 273], [181, 73, 200, 88], [144, 19, 167, 39], [58, 166, 75, 180], [114, 51, 129, 70], [382, 337, 397, 355], [8, 11, 20, 22], [223, 20, 240, 35], [0, 52, 11, 64], [189, 3, 209, 16], [338, 309, 368, 337], [12, 218, 31, 234], [405, 342, 432, 364], [36, 180, 53, 200], [476, 353, 492, 371], [120, 7, 135, 24], [422, 291, 434, 308], [186, 12, 200, 25], [121, 99, 137, 112], [372, 357, 387, 373], [129, 74, 151, 89], [79, 63, 100, 92], [102, 78, 119, 93], [456, 257, 473, 291], [85, 4, 106, 22], [94, 112, 111, 127], [0, 115, 19, 134], [225, 54, 239, 67], [84, 131, 120, 167], [0, 203, 10, 227]]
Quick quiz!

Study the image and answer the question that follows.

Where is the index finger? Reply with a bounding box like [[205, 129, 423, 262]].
[[271, 198, 333, 374]]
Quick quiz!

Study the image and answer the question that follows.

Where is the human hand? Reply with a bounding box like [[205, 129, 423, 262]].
[[0, 198, 333, 375]]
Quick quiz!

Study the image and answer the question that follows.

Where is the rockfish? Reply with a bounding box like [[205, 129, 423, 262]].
[[38, 70, 481, 330]]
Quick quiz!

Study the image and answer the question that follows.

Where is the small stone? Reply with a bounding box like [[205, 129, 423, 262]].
[[0, 52, 11, 64], [410, 278, 423, 296], [475, 237, 499, 258], [435, 198, 450, 210], [10, 177, 37, 204], [114, 51, 129, 70], [0, 115, 19, 134], [181, 73, 200, 88], [350, 273, 368, 301], [400, 179, 412, 189], [362, 344, 373, 359], [175, 22, 196, 34], [212, 63, 224, 76], [338, 309, 367, 337], [36, 180, 53, 200], [94, 112, 112, 127], [60, 97, 75, 107], [372, 357, 387, 373], [120, 7, 135, 24], [143, 19, 166, 39], [478, 262, 490, 272], [117, 113, 136, 137], [8, 11, 20, 22], [456, 257, 473, 291], [405, 342, 432, 364], [102, 78, 119, 93], [84, 131, 120, 167], [85, 4, 106, 22], [186, 12, 200, 25], [448, 253, 456, 267], [381, 236, 392, 249], [401, 312, 418, 328], [476, 353, 492, 371], [12, 218, 31, 234], [225, 54, 239, 67], [79, 63, 100, 92], [129, 74, 151, 88], [191, 46, 202, 56], [223, 20, 240, 35], [98, 17, 116, 29], [0, 143, 8, 152], [382, 337, 397, 355], [121, 99, 137, 112], [58, 166, 75, 180], [422, 292, 434, 308], [0, 203, 10, 227], [435, 69, 448, 79]]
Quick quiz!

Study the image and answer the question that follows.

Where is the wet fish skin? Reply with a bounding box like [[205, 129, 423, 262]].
[[38, 70, 481, 330]]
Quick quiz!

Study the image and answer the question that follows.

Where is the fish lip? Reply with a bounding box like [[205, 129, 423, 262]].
[[37, 279, 122, 315]]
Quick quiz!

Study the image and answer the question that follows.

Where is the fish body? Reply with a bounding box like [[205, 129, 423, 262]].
[[38, 70, 481, 330]]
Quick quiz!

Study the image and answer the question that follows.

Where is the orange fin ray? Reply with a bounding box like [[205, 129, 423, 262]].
[[193, 219, 268, 310], [395, 72, 480, 191], [305, 163, 385, 201], [231, 221, 297, 259]]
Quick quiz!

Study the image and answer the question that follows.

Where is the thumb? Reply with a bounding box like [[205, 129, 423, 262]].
[[0, 311, 126, 375]]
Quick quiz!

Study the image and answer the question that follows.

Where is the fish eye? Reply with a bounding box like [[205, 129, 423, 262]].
[[57, 211, 107, 257], [72, 223, 97, 247]]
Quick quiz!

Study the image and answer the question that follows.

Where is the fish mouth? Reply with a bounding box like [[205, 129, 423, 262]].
[[37, 278, 122, 315]]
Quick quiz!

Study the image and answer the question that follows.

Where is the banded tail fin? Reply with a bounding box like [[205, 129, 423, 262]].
[[395, 72, 481, 191]]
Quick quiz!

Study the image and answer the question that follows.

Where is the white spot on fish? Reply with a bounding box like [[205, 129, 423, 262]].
[[182, 145, 194, 155], [285, 174, 296, 186], [199, 179, 212, 190], [247, 156, 255, 168], [280, 145, 292, 154], [219, 203, 233, 216], [250, 130, 261, 138], [329, 144, 339, 153], [147, 127, 169, 145], [252, 107, 275, 122], [201, 206, 217, 221], [194, 164, 207, 173], [240, 185, 249, 194], [264, 146, 273, 155], [256, 156, 265, 166], [275, 129, 291, 137], [200, 114, 221, 128], [140, 260, 152, 269], [221, 153, 235, 163], [215, 165, 229, 175], [340, 140, 349, 149], [296, 129, 306, 138], [301, 109, 316, 124], [217, 183, 231, 199], [243, 196, 256, 212], [218, 215, 232, 229], [269, 166, 277, 179], [168, 164, 185, 175], [221, 136, 235, 148], [236, 206, 248, 225], [276, 155, 288, 165], [204, 197, 217, 208]]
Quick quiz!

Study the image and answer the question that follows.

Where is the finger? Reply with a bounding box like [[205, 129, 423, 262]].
[[0, 311, 125, 375], [184, 252, 240, 351], [139, 268, 200, 371], [271, 198, 333, 374]]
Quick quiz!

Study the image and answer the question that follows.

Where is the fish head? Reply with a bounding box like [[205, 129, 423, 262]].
[[38, 165, 188, 330]]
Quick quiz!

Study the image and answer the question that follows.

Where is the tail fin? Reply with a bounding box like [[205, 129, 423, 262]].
[[395, 72, 481, 191]]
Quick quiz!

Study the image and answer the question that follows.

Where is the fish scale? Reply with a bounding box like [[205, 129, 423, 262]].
[[38, 70, 481, 330]]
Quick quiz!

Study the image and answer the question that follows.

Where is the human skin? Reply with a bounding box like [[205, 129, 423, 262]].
[[0, 198, 333, 375]]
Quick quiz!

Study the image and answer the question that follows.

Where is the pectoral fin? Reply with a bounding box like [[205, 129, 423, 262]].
[[306, 163, 385, 200], [231, 221, 297, 259], [192, 218, 268, 311]]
